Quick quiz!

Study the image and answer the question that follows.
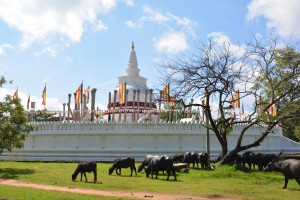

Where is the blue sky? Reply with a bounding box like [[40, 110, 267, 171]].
[[0, 0, 299, 112]]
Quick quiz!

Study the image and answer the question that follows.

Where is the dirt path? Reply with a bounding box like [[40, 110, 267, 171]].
[[0, 178, 232, 200]]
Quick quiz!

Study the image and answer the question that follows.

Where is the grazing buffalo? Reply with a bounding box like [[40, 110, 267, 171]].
[[72, 161, 97, 182], [264, 159, 300, 189], [241, 151, 253, 169], [145, 156, 177, 180], [108, 157, 137, 176], [184, 152, 198, 168], [173, 153, 184, 163], [250, 152, 263, 169], [241, 151, 263, 170], [258, 153, 279, 171], [198, 152, 209, 169], [138, 155, 156, 172]]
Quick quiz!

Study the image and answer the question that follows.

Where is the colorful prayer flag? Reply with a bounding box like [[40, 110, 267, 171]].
[[42, 85, 46, 106], [84, 86, 90, 104], [170, 96, 176, 107], [234, 90, 240, 108], [268, 99, 277, 117], [27, 94, 30, 110], [75, 84, 82, 105], [13, 87, 18, 99], [162, 83, 169, 103], [119, 82, 126, 104]]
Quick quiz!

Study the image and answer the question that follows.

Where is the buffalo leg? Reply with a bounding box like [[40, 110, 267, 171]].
[[83, 172, 88, 182], [166, 170, 170, 180], [172, 169, 177, 180], [283, 177, 289, 189], [151, 169, 154, 179], [80, 172, 83, 181], [133, 166, 137, 176], [93, 171, 97, 182]]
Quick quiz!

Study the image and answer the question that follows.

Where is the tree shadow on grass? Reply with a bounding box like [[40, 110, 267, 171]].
[[0, 168, 35, 179], [233, 163, 252, 173]]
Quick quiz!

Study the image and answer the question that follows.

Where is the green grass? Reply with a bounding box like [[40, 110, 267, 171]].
[[0, 161, 300, 200]]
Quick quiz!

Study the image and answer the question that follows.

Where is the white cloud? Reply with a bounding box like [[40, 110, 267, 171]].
[[125, 5, 197, 31], [0, 0, 116, 51], [247, 0, 300, 38], [207, 32, 247, 56], [124, 0, 134, 7], [142, 5, 170, 23], [125, 20, 137, 28], [125, 5, 197, 54], [154, 31, 188, 54], [0, 43, 14, 55], [93, 20, 108, 31]]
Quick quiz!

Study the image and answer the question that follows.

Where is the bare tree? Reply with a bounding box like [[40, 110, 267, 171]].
[[159, 35, 300, 164]]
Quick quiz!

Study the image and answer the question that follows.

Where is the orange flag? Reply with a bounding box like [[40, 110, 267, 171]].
[[42, 85, 46, 106], [269, 99, 277, 117], [83, 86, 90, 104], [162, 83, 169, 103], [75, 84, 82, 105], [13, 87, 18, 99], [119, 82, 126, 104], [234, 90, 240, 108], [27, 94, 30, 110]]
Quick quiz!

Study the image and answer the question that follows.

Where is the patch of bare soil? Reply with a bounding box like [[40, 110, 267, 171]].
[[0, 178, 231, 200]]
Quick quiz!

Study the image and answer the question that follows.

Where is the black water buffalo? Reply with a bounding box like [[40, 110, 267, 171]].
[[241, 151, 253, 169], [250, 152, 263, 169], [264, 159, 300, 189], [173, 153, 184, 163], [183, 152, 198, 168], [145, 156, 177, 180], [197, 152, 209, 168], [72, 161, 97, 182], [138, 155, 156, 172], [108, 157, 137, 176], [241, 151, 263, 170], [258, 153, 279, 171]]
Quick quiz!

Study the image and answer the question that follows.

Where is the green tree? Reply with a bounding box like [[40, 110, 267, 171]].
[[0, 76, 32, 155]]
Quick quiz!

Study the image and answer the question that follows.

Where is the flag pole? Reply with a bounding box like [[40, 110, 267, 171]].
[[81, 80, 83, 119], [43, 82, 47, 110]]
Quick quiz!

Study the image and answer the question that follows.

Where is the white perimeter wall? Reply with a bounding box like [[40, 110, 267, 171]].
[[1, 121, 300, 162]]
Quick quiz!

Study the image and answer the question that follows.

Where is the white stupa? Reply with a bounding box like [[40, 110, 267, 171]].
[[105, 42, 157, 122]]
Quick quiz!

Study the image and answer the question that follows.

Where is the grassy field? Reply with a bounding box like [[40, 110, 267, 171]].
[[0, 161, 299, 200]]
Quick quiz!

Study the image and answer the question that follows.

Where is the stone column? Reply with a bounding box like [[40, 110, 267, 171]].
[[136, 89, 140, 121], [63, 103, 66, 121], [149, 89, 153, 122], [74, 92, 77, 121], [112, 90, 117, 122], [144, 90, 148, 120], [132, 89, 136, 122], [157, 91, 162, 123], [118, 91, 122, 122], [68, 93, 71, 120], [108, 92, 111, 122], [91, 88, 97, 122], [124, 89, 129, 122]]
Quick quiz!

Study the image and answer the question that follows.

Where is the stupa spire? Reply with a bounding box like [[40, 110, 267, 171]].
[[126, 41, 139, 76]]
